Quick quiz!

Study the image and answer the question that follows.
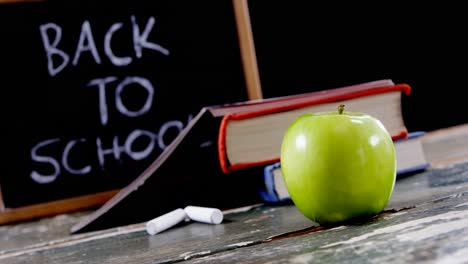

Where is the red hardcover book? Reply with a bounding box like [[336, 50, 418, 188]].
[[72, 79, 411, 233], [217, 80, 411, 173]]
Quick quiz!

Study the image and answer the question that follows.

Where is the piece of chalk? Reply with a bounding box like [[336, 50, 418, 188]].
[[184, 206, 223, 224], [146, 208, 187, 235]]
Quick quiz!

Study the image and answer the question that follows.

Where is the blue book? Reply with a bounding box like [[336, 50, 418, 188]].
[[259, 131, 430, 203], [393, 131, 431, 175], [259, 162, 291, 203]]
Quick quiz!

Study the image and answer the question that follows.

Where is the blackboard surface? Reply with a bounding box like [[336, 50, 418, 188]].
[[0, 1, 247, 207], [248, 2, 468, 133]]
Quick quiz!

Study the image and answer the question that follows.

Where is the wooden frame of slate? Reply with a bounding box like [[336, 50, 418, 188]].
[[0, 0, 262, 224]]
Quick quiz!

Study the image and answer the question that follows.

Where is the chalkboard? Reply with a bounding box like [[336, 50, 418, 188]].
[[247, 1, 468, 133], [0, 1, 249, 208]]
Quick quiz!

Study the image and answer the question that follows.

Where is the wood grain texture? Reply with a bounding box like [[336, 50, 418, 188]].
[[0, 210, 91, 254], [233, 0, 263, 100], [189, 190, 468, 263], [0, 204, 315, 263], [3, 162, 468, 263], [0, 190, 118, 225], [422, 123, 468, 168]]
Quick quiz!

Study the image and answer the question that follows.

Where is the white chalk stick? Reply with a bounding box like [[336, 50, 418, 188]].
[[184, 206, 223, 224], [146, 208, 187, 235]]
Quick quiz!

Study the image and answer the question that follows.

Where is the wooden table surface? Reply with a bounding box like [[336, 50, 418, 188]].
[[2, 159, 468, 263]]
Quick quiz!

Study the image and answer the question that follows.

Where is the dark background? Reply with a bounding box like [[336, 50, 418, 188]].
[[248, 1, 468, 132], [0, 0, 247, 207]]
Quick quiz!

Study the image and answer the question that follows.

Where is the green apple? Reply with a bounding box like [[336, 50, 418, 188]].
[[280, 105, 396, 224]]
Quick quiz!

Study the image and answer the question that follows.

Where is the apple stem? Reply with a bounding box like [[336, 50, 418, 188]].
[[338, 104, 345, 115]]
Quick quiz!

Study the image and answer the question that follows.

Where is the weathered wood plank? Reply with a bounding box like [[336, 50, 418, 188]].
[[0, 204, 315, 264], [2, 162, 468, 263], [0, 210, 91, 254], [188, 186, 468, 263], [422, 123, 468, 168], [389, 161, 468, 210]]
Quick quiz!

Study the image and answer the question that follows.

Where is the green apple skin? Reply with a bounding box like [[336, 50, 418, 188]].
[[280, 109, 396, 225]]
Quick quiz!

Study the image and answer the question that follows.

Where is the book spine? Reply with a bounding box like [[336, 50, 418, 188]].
[[218, 84, 411, 174], [258, 162, 281, 203]]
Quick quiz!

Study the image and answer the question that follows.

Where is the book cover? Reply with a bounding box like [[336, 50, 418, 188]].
[[218, 81, 411, 173], [259, 162, 291, 204], [71, 108, 266, 233], [394, 131, 431, 175]]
